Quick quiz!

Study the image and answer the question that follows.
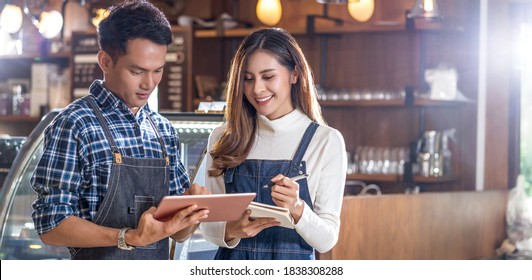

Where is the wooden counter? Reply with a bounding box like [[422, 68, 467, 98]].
[[319, 190, 508, 260]]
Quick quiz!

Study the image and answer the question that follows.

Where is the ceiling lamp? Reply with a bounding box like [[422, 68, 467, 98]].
[[91, 8, 109, 28], [0, 4, 24, 34], [407, 0, 442, 20], [347, 0, 374, 22], [23, 0, 64, 39], [256, 0, 282, 26], [316, 0, 348, 3], [37, 10, 63, 39]]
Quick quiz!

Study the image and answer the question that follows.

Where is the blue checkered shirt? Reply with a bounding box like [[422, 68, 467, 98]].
[[31, 80, 190, 235]]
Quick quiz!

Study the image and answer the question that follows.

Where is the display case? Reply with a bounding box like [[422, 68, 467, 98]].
[[0, 135, 26, 188], [164, 112, 224, 260], [0, 110, 224, 260]]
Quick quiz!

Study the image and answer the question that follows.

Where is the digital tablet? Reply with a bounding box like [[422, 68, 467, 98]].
[[153, 193, 256, 222]]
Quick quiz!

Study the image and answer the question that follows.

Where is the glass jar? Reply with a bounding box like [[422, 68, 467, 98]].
[[0, 93, 12, 115], [11, 84, 23, 116], [18, 93, 31, 116]]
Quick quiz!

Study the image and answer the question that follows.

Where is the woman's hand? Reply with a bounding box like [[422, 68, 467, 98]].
[[224, 209, 280, 242], [184, 183, 211, 195], [269, 174, 305, 224]]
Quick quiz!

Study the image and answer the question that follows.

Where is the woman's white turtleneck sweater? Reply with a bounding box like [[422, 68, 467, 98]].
[[200, 109, 347, 253]]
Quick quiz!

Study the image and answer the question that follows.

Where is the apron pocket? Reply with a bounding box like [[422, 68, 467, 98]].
[[134, 195, 157, 250]]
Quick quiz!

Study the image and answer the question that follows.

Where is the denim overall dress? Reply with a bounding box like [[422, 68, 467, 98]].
[[71, 97, 170, 259], [214, 122, 319, 260]]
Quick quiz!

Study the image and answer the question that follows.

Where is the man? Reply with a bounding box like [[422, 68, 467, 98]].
[[31, 1, 208, 260]]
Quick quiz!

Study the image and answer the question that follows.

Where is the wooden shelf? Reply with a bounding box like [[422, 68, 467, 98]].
[[45, 51, 71, 59], [0, 53, 69, 61], [346, 173, 458, 184], [194, 27, 262, 38], [0, 54, 42, 60], [320, 99, 405, 107], [320, 97, 474, 108], [413, 175, 459, 184], [0, 116, 40, 122], [310, 23, 405, 34], [412, 97, 475, 106], [192, 20, 462, 39], [346, 173, 401, 182]]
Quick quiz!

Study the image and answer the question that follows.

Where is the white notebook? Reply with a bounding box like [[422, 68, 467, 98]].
[[247, 201, 294, 229]]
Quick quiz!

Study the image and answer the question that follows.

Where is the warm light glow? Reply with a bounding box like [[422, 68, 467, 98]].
[[29, 244, 43, 250], [407, 0, 441, 19], [38, 10, 63, 39], [347, 0, 374, 22], [91, 8, 109, 28], [0, 4, 24, 34], [256, 0, 282, 26], [424, 0, 434, 12]]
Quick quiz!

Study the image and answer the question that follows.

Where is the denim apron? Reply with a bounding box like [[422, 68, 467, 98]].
[[71, 97, 170, 260], [215, 122, 319, 260]]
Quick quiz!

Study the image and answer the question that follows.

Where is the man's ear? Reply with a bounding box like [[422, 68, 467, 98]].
[[97, 50, 113, 73]]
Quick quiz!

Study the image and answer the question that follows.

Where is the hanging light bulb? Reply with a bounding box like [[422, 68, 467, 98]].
[[256, 0, 282, 26], [316, 0, 348, 3], [0, 4, 24, 34], [37, 10, 63, 39], [91, 8, 109, 28], [407, 0, 442, 20], [347, 0, 374, 22], [22, 0, 64, 39]]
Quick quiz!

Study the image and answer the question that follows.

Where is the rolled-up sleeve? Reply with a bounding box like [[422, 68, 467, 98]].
[[31, 115, 83, 235]]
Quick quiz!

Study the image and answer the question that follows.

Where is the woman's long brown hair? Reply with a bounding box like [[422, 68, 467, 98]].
[[208, 28, 325, 177]]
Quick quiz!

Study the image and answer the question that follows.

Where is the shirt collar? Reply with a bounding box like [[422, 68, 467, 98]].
[[257, 108, 306, 134], [88, 80, 153, 118]]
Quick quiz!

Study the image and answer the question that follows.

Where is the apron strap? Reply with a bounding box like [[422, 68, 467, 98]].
[[86, 96, 121, 158], [224, 166, 236, 185], [86, 96, 169, 165], [146, 114, 169, 165], [292, 122, 319, 163]]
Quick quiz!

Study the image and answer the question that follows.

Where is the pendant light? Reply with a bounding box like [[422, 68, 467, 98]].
[[316, 0, 348, 3], [256, 0, 282, 26], [23, 0, 64, 39], [347, 0, 374, 22], [37, 10, 63, 39], [0, 4, 24, 34], [407, 0, 442, 20]]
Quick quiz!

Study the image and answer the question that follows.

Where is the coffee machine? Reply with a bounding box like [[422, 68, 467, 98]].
[[414, 129, 455, 177]]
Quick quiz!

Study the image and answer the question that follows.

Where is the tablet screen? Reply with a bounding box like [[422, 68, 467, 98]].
[[153, 193, 256, 222]]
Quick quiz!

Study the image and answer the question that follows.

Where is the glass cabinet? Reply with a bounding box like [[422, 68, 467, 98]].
[[0, 110, 224, 260]]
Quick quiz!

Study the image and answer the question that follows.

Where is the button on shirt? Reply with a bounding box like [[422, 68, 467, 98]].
[[31, 80, 190, 235]]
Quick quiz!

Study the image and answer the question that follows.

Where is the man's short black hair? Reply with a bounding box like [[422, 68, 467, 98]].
[[97, 0, 173, 62]]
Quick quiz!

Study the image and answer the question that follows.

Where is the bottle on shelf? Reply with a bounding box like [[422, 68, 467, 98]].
[[10, 84, 30, 116], [0, 93, 11, 116]]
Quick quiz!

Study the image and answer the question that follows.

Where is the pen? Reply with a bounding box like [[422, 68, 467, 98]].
[[262, 173, 310, 189]]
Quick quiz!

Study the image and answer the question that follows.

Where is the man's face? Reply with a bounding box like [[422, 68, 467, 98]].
[[101, 38, 167, 113]]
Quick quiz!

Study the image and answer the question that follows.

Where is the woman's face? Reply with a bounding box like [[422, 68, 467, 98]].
[[243, 50, 297, 120]]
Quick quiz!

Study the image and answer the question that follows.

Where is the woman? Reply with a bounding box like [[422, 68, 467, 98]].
[[200, 28, 347, 260]]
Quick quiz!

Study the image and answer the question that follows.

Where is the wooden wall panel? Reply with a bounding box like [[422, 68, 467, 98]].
[[319, 190, 508, 260], [325, 32, 418, 90], [483, 0, 513, 190], [323, 107, 419, 152], [191, 0, 483, 193]]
